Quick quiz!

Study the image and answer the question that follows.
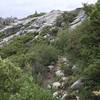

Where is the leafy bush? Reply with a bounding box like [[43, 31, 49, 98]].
[[9, 75, 55, 100], [0, 32, 59, 86], [0, 58, 55, 100], [83, 3, 94, 16], [0, 58, 22, 100], [26, 43, 58, 74], [0, 33, 33, 58], [83, 59, 100, 79], [40, 26, 52, 36], [0, 32, 5, 40], [54, 29, 69, 54]]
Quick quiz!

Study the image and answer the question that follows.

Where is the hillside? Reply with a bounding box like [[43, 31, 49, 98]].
[[0, 1, 100, 100]]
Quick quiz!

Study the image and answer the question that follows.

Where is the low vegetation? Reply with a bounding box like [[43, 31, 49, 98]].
[[0, 58, 55, 100]]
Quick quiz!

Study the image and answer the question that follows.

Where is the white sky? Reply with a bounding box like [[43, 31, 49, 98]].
[[0, 0, 97, 18]]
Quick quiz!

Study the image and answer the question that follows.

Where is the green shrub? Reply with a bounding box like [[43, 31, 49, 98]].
[[40, 26, 51, 36], [0, 34, 33, 58], [26, 43, 58, 74], [0, 58, 55, 100], [83, 59, 100, 79], [9, 75, 55, 100], [54, 29, 69, 54], [0, 32, 5, 40], [83, 3, 94, 16], [8, 54, 27, 68], [0, 58, 22, 100]]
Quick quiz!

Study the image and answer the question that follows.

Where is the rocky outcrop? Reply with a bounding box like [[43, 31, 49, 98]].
[[55, 70, 64, 77], [0, 10, 63, 46], [45, 56, 83, 100], [0, 9, 86, 46], [0, 10, 62, 35], [0, 17, 17, 29], [0, 24, 23, 37], [21, 10, 63, 33], [52, 82, 61, 90], [71, 79, 83, 90], [0, 17, 36, 36], [70, 9, 87, 29]]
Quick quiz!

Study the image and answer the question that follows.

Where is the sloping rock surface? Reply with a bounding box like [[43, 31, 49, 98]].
[[70, 9, 86, 29], [0, 10, 63, 45]]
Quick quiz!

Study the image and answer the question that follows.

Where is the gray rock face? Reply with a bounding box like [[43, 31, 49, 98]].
[[0, 24, 23, 37], [0, 10, 62, 44], [1, 10, 62, 35], [0, 17, 17, 28], [24, 10, 63, 33], [71, 79, 83, 90], [52, 82, 61, 90], [70, 9, 87, 29], [0, 9, 86, 47], [0, 17, 36, 35], [60, 93, 68, 100], [55, 70, 64, 77]]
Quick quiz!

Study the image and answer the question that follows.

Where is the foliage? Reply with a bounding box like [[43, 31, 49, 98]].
[[0, 58, 55, 100], [0, 32, 5, 40], [83, 3, 94, 16], [40, 26, 59, 38], [9, 75, 55, 100], [83, 59, 100, 79], [0, 58, 22, 100], [0, 33, 33, 58], [54, 29, 69, 54], [26, 43, 58, 75], [0, 32, 58, 84], [90, 0, 100, 26]]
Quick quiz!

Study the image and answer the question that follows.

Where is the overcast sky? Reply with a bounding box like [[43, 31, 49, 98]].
[[0, 0, 97, 18]]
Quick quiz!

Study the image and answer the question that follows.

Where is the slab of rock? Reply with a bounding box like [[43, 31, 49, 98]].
[[55, 70, 64, 77], [48, 65, 54, 70], [53, 91, 59, 98], [0, 10, 63, 45], [61, 77, 68, 82], [61, 93, 68, 100], [70, 9, 87, 29], [52, 82, 61, 90], [71, 79, 83, 90]]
